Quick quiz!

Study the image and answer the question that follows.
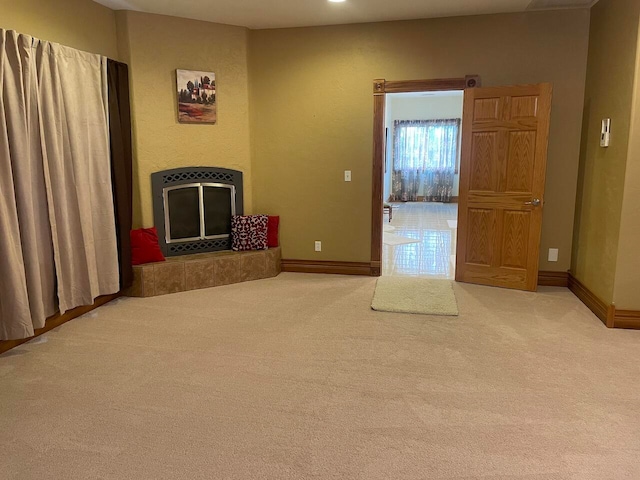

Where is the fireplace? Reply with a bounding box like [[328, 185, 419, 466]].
[[152, 167, 244, 256]]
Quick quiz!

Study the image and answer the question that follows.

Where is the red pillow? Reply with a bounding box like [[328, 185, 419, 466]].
[[267, 216, 280, 248], [130, 227, 166, 265]]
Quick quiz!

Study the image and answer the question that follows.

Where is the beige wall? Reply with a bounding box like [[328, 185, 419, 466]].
[[0, 0, 118, 59], [571, 0, 640, 304], [249, 11, 590, 267], [612, 23, 640, 310], [115, 11, 253, 227]]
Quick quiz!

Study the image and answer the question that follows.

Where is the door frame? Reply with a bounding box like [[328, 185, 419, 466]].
[[370, 76, 478, 276]]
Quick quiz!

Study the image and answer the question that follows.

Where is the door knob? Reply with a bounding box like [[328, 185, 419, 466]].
[[524, 198, 541, 207]]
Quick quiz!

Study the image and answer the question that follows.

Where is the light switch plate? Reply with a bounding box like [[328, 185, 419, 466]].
[[344, 170, 352, 182], [600, 119, 611, 147], [315, 241, 322, 252], [548, 248, 559, 262]]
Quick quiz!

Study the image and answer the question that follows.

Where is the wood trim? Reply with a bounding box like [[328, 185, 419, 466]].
[[373, 79, 386, 94], [0, 293, 122, 355], [370, 87, 386, 277], [537, 271, 569, 287], [606, 304, 616, 329], [370, 260, 381, 277], [282, 259, 374, 276], [383, 78, 467, 94], [613, 309, 640, 330], [566, 273, 640, 329], [568, 274, 611, 326]]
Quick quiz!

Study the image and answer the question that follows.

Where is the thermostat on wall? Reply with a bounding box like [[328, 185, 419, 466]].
[[600, 118, 611, 148]]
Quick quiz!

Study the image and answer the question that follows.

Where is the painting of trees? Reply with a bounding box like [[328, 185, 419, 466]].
[[176, 69, 217, 124]]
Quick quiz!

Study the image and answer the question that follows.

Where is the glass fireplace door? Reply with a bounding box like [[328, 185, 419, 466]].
[[203, 185, 235, 239], [165, 185, 201, 243], [164, 183, 236, 244]]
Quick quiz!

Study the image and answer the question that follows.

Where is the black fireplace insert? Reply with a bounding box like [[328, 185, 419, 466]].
[[152, 167, 244, 256]]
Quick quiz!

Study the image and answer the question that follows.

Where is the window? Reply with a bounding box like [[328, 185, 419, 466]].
[[393, 119, 460, 173]]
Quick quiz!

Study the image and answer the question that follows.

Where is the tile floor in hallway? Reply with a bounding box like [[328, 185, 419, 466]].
[[382, 202, 458, 278]]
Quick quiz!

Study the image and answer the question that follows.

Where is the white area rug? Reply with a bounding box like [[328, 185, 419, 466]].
[[371, 277, 459, 316], [383, 232, 420, 246]]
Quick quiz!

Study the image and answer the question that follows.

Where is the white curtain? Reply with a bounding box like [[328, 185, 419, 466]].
[[391, 119, 460, 203], [0, 30, 120, 340], [0, 31, 57, 339], [36, 40, 120, 313]]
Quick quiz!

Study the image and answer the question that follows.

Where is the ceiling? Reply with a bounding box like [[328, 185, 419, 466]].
[[93, 0, 598, 30]]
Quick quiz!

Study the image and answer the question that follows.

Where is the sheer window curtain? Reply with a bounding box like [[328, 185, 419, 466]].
[[0, 30, 120, 340], [390, 119, 460, 203]]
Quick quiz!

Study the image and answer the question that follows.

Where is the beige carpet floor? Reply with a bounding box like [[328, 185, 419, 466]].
[[372, 277, 459, 316], [1, 273, 640, 479]]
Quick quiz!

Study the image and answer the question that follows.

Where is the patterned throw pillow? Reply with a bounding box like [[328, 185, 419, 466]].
[[231, 215, 269, 251]]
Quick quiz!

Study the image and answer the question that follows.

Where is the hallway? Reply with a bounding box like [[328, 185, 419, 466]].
[[382, 202, 458, 278]]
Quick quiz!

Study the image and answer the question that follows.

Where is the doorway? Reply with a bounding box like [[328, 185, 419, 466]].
[[369, 77, 470, 278], [371, 79, 553, 292], [382, 90, 464, 278]]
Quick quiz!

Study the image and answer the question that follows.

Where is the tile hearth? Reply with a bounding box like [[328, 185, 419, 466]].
[[126, 247, 281, 297]]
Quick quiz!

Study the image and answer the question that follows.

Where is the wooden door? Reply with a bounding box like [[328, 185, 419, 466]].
[[455, 84, 552, 291]]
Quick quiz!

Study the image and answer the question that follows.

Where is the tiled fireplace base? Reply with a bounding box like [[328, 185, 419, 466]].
[[125, 247, 281, 298]]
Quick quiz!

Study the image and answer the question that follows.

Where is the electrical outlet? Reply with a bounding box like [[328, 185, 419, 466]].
[[548, 248, 559, 262], [344, 170, 352, 182], [315, 241, 322, 252]]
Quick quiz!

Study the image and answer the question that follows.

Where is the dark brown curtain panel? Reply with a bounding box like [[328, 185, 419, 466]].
[[107, 60, 134, 289]]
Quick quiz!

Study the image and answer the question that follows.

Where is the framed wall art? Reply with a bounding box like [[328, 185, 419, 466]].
[[176, 69, 217, 124]]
